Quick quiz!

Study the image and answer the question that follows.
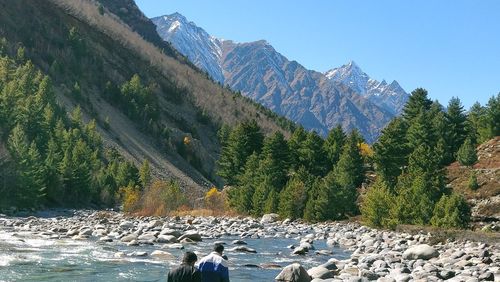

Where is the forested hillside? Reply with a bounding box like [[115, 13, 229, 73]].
[[0, 0, 292, 209], [217, 87, 499, 228]]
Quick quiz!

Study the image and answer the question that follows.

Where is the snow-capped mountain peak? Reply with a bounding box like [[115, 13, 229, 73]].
[[152, 13, 225, 83], [325, 62, 409, 114], [151, 12, 409, 141]]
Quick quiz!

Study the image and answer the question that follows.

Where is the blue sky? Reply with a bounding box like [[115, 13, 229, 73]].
[[135, 0, 500, 109]]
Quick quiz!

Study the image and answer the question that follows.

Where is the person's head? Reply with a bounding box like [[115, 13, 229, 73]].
[[182, 251, 198, 266], [214, 243, 224, 255]]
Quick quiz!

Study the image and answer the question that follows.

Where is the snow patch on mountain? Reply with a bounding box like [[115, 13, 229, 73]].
[[152, 13, 225, 83], [325, 61, 409, 114]]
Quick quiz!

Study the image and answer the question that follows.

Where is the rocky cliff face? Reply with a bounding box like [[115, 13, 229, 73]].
[[152, 13, 409, 142]]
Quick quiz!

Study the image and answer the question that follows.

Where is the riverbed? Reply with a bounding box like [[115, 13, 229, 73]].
[[0, 210, 498, 281]]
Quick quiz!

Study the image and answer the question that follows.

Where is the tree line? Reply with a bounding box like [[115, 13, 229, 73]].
[[363, 88, 498, 228], [218, 119, 367, 221], [218, 88, 499, 228]]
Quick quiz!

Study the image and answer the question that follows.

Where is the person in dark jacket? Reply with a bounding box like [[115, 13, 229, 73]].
[[167, 251, 202, 282], [195, 244, 229, 282]]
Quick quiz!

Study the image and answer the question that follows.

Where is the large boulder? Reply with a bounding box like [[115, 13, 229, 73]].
[[402, 244, 439, 260], [157, 234, 178, 243], [307, 266, 334, 279], [275, 263, 312, 282], [119, 221, 134, 230], [120, 234, 138, 242], [178, 231, 202, 242], [261, 213, 280, 224], [150, 250, 174, 259]]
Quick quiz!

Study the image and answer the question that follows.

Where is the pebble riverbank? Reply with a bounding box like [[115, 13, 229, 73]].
[[0, 210, 498, 281]]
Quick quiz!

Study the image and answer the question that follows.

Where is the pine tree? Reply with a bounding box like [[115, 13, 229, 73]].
[[44, 137, 62, 204], [402, 88, 433, 122], [259, 131, 290, 190], [303, 178, 335, 222], [392, 174, 435, 225], [446, 97, 468, 158], [407, 144, 445, 200], [288, 126, 307, 170], [335, 132, 365, 189], [228, 153, 260, 213], [300, 131, 327, 176], [467, 102, 488, 144], [457, 138, 477, 167], [263, 189, 279, 214], [323, 125, 346, 170], [278, 176, 308, 219], [373, 117, 408, 189], [430, 193, 470, 228], [217, 120, 263, 185], [139, 159, 152, 188], [406, 110, 436, 151], [485, 93, 500, 137], [252, 176, 272, 216], [432, 111, 453, 165], [361, 179, 395, 228], [468, 170, 479, 190], [7, 126, 46, 207]]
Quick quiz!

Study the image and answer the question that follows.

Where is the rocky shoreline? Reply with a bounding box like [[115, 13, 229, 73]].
[[0, 210, 498, 281]]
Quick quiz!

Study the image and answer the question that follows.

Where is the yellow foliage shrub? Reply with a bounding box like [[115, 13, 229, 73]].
[[359, 142, 374, 158], [183, 136, 191, 146], [119, 185, 141, 212], [204, 187, 227, 212], [138, 180, 187, 216]]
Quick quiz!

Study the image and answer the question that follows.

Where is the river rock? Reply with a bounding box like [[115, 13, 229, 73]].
[[275, 263, 312, 282], [79, 229, 92, 236], [151, 250, 174, 259], [99, 236, 113, 242], [128, 251, 147, 257], [157, 234, 177, 243], [229, 246, 257, 253], [320, 259, 338, 271], [478, 272, 494, 281], [178, 231, 202, 242], [261, 263, 282, 269], [162, 243, 184, 249], [147, 220, 162, 229], [138, 233, 157, 241], [121, 234, 138, 242], [292, 246, 308, 255], [402, 244, 439, 260], [232, 239, 247, 245], [261, 213, 279, 224], [127, 240, 139, 246], [307, 266, 334, 279], [160, 229, 182, 238], [119, 221, 134, 230]]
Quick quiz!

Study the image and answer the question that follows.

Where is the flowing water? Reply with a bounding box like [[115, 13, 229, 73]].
[[0, 228, 351, 281]]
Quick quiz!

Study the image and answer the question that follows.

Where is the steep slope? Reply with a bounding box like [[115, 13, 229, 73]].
[[0, 0, 289, 197], [152, 14, 396, 142], [325, 61, 409, 115], [447, 137, 500, 221]]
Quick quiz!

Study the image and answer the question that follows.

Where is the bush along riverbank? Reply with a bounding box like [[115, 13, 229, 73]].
[[0, 210, 498, 281]]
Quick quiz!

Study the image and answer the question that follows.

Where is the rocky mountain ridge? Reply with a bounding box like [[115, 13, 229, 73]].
[[152, 13, 410, 142]]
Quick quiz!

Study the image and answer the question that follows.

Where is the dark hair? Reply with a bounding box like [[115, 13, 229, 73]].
[[214, 243, 224, 254], [182, 251, 198, 264]]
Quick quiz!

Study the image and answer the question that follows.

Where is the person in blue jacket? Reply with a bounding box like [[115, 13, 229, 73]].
[[195, 243, 230, 282]]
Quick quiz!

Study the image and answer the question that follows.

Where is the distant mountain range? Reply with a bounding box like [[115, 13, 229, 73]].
[[152, 13, 409, 142]]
